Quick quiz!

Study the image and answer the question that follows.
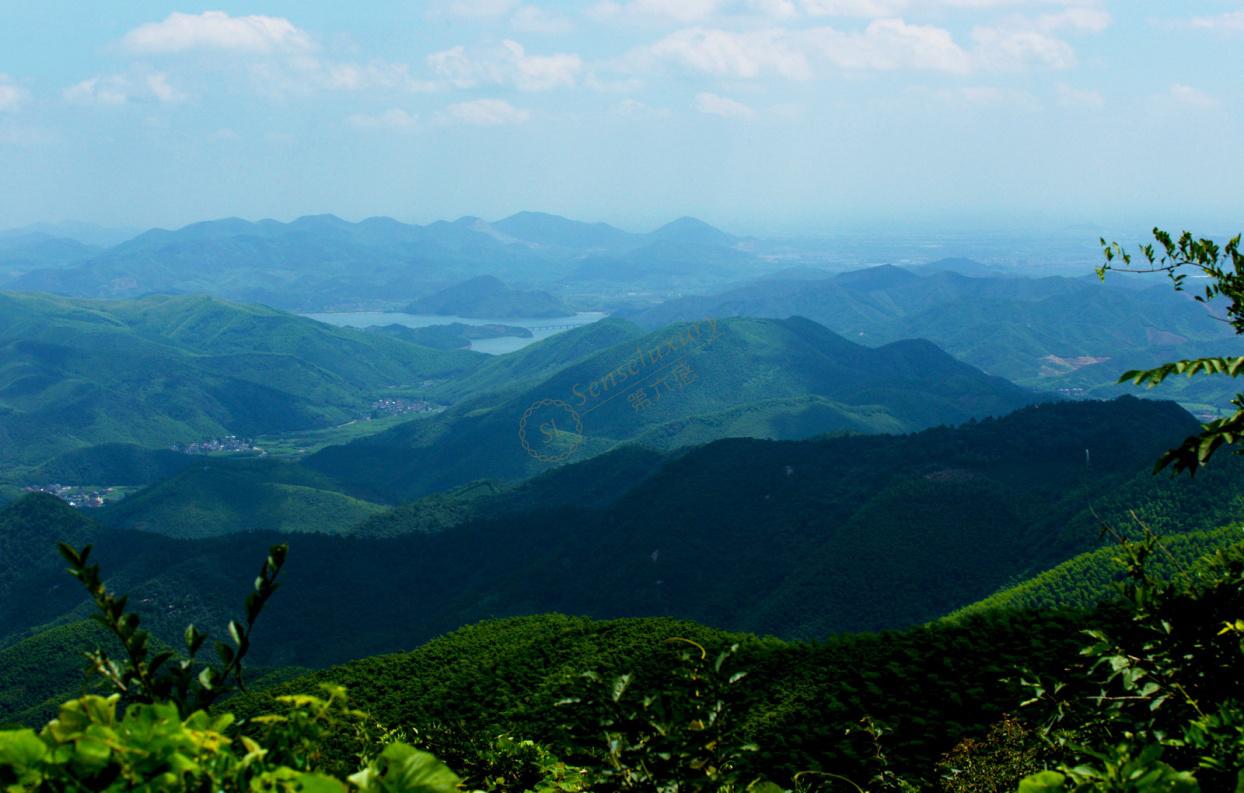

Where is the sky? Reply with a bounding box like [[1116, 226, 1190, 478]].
[[0, 0, 1241, 235]]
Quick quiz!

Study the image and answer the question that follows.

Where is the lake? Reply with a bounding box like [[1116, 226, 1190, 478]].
[[304, 311, 608, 355]]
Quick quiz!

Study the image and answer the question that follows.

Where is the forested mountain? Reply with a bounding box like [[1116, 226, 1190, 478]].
[[622, 264, 1241, 406], [2, 213, 757, 311], [305, 315, 1039, 503], [4, 397, 1237, 683], [0, 292, 479, 467]]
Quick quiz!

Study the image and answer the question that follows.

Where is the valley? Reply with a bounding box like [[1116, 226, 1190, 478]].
[[2, 5, 1241, 787]]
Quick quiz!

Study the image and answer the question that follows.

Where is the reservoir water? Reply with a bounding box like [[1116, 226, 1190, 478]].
[[305, 311, 607, 354]]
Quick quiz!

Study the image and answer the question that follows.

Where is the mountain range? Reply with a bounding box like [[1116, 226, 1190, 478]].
[[620, 263, 1243, 406], [304, 314, 1040, 503], [1, 396, 1237, 685], [1, 212, 755, 311]]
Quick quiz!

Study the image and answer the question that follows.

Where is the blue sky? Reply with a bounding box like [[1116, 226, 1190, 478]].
[[0, 0, 1240, 234]]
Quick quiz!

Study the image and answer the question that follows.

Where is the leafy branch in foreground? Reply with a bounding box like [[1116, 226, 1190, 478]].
[[1098, 228, 1244, 476], [56, 541, 287, 713]]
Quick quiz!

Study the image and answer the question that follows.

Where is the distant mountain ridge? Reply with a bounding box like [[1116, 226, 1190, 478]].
[[2, 212, 751, 311], [622, 263, 1242, 402]]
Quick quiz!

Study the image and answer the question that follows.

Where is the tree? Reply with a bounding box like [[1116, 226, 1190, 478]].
[[1099, 228, 1244, 475]]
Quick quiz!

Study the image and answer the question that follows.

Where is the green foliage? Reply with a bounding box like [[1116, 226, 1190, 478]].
[[554, 639, 762, 792], [1099, 228, 1244, 475], [1012, 530, 1244, 790], [0, 690, 460, 793], [57, 541, 286, 712]]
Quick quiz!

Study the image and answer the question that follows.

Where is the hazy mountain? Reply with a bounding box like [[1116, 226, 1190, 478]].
[[491, 211, 636, 251], [404, 275, 574, 318], [1, 221, 138, 248], [0, 233, 99, 277], [646, 216, 739, 246], [5, 213, 751, 311]]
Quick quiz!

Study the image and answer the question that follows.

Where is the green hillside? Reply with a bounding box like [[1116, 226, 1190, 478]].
[[308, 316, 1039, 503], [626, 266, 1242, 407], [96, 457, 387, 538], [0, 292, 480, 467], [27, 443, 194, 486], [3, 398, 1238, 675], [223, 610, 1092, 788], [949, 524, 1244, 618]]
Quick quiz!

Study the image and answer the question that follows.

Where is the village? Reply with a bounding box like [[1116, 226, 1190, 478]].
[[22, 483, 121, 509], [370, 397, 443, 417], [170, 435, 261, 455]]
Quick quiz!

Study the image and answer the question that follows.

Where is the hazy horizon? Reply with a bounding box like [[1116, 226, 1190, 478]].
[[2, 1, 1241, 234]]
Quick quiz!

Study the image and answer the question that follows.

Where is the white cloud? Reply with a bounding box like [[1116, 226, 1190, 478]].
[[0, 75, 28, 112], [503, 40, 582, 89], [146, 73, 184, 102], [427, 40, 581, 90], [511, 5, 574, 33], [1056, 83, 1102, 108], [970, 25, 1075, 70], [585, 72, 646, 93], [612, 97, 671, 116], [693, 91, 756, 118], [932, 84, 1041, 110], [447, 0, 520, 17], [63, 71, 184, 105], [436, 98, 531, 125], [323, 61, 438, 92], [122, 11, 314, 54], [208, 127, 240, 141], [643, 14, 1082, 79], [591, 0, 726, 23], [1169, 83, 1218, 109], [800, 0, 907, 16], [348, 108, 421, 130], [808, 18, 973, 72], [1188, 10, 1244, 32], [1036, 8, 1110, 33], [649, 27, 813, 78]]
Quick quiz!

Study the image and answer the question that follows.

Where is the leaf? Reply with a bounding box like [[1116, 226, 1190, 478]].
[[294, 772, 347, 793], [351, 743, 461, 793], [1018, 770, 1067, 792], [0, 729, 48, 768]]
